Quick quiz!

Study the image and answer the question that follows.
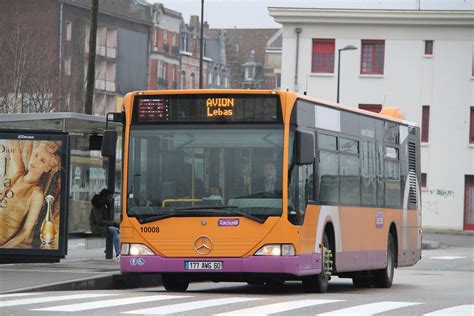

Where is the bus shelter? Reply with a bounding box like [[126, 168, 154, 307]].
[[0, 112, 121, 261]]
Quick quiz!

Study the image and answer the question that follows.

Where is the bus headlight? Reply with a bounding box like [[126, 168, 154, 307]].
[[121, 243, 155, 256], [255, 244, 296, 256]]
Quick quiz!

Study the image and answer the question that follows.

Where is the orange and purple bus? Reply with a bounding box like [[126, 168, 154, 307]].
[[107, 89, 421, 293]]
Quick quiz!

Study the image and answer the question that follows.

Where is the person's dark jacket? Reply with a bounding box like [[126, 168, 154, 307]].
[[89, 194, 115, 234]]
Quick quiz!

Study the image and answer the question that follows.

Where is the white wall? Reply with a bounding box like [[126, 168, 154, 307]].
[[280, 22, 474, 230]]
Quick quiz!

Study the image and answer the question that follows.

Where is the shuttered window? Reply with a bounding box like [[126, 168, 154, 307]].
[[312, 39, 335, 73], [422, 105, 430, 143], [470, 107, 474, 144], [424, 40, 433, 55], [361, 40, 385, 74], [359, 104, 382, 113]]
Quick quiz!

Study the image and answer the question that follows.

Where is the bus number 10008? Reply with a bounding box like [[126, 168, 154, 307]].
[[140, 226, 160, 233]]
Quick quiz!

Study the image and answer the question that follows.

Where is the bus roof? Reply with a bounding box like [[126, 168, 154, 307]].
[[127, 89, 418, 128]]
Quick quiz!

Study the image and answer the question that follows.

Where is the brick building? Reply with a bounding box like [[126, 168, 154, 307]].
[[149, 3, 181, 90], [209, 29, 280, 89], [179, 16, 210, 89]]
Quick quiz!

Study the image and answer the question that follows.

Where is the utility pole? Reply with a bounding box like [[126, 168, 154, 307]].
[[199, 0, 204, 89], [84, 0, 98, 114]]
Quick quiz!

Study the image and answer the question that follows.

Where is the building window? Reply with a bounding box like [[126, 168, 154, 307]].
[[190, 73, 195, 89], [359, 104, 382, 113], [153, 28, 159, 50], [421, 173, 427, 188], [424, 40, 433, 55], [157, 60, 164, 79], [65, 20, 72, 41], [64, 58, 71, 76], [471, 44, 474, 77], [311, 39, 335, 73], [208, 72, 213, 85], [180, 70, 186, 89], [470, 107, 474, 143], [361, 40, 385, 74], [181, 33, 188, 52], [422, 105, 430, 143]]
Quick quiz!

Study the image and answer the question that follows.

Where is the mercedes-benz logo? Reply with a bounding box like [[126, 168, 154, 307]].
[[194, 235, 213, 255]]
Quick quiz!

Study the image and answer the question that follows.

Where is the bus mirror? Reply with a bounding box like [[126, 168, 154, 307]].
[[107, 112, 124, 123], [296, 131, 314, 165], [101, 130, 117, 157]]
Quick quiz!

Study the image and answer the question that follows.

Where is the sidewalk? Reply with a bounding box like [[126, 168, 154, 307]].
[[0, 239, 121, 294]]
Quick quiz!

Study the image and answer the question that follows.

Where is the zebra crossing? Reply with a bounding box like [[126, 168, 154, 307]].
[[0, 292, 472, 315]]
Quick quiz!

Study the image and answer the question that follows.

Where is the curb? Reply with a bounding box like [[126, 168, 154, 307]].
[[1, 273, 163, 294], [1, 274, 118, 294], [422, 229, 474, 236]]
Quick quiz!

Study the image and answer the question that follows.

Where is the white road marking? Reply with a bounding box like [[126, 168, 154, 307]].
[[0, 293, 116, 308], [429, 256, 466, 260], [32, 295, 188, 312], [0, 293, 42, 299], [318, 301, 420, 315], [216, 299, 342, 315], [424, 304, 474, 315], [123, 297, 263, 315]]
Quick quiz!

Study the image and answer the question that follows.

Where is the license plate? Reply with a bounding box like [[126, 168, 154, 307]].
[[185, 261, 223, 270]]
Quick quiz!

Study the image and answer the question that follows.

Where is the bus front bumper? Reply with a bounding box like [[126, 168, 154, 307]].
[[120, 254, 322, 276]]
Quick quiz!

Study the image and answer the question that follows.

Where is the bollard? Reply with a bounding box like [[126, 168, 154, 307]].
[[105, 233, 113, 259]]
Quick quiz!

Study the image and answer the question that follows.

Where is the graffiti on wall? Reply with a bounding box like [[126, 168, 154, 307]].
[[422, 188, 456, 215]]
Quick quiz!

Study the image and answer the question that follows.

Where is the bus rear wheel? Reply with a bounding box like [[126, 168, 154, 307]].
[[302, 233, 330, 293], [162, 274, 189, 292], [373, 233, 395, 288]]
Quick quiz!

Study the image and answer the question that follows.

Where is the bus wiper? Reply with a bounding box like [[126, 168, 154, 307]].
[[138, 213, 176, 224], [172, 205, 266, 224], [137, 209, 220, 224], [172, 205, 232, 211]]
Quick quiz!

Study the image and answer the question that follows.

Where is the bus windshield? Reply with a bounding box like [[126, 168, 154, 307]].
[[127, 126, 284, 221]]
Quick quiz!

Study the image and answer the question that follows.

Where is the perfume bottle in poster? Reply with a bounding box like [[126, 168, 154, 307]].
[[0, 139, 62, 250], [40, 195, 56, 245]]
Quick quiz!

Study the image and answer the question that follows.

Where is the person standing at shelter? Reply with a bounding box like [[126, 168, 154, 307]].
[[89, 188, 120, 259]]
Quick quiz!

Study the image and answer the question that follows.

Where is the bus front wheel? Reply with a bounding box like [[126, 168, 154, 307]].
[[162, 274, 189, 292], [302, 233, 330, 293], [373, 233, 395, 288]]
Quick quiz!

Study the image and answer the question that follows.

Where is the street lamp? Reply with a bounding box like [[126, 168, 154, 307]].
[[199, 0, 204, 89], [336, 45, 357, 103]]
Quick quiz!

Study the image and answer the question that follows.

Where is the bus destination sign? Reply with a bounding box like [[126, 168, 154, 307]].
[[206, 97, 234, 117], [134, 94, 281, 123]]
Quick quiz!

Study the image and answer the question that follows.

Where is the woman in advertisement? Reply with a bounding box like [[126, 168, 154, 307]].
[[0, 140, 61, 249]]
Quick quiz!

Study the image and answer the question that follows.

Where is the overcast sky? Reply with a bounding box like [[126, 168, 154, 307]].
[[148, 0, 473, 28]]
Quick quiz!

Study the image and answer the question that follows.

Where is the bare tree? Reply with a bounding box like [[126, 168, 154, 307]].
[[0, 1, 59, 113]]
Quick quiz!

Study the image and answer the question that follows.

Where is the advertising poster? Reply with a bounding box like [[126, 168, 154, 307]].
[[0, 131, 68, 260]]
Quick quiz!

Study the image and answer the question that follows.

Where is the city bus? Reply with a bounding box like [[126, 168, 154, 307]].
[[107, 89, 421, 293]]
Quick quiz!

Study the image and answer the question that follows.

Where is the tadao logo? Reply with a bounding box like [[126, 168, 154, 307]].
[[218, 218, 239, 227]]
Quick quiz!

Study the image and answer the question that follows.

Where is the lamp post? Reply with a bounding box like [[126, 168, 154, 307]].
[[199, 0, 204, 89], [336, 45, 357, 103]]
